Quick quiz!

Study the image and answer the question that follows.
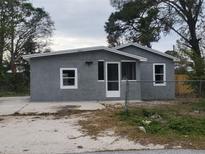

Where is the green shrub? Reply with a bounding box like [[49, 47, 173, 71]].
[[145, 121, 162, 134], [142, 109, 156, 117]]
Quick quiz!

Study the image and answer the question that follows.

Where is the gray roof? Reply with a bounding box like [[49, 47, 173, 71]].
[[23, 46, 147, 62], [23, 43, 178, 62], [114, 43, 178, 61]]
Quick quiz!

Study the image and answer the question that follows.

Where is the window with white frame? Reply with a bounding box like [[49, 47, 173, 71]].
[[60, 68, 78, 89], [121, 62, 136, 80], [153, 63, 166, 86]]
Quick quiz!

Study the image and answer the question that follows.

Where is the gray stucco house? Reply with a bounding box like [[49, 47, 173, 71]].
[[23, 43, 177, 102]]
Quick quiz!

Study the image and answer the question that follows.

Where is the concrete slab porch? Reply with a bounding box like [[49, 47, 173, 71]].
[[0, 96, 105, 116]]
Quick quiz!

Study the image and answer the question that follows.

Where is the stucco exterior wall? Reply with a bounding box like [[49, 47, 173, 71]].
[[118, 45, 175, 100], [30, 49, 141, 102]]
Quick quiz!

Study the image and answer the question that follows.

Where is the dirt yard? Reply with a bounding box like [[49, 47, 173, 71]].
[[0, 97, 164, 154]]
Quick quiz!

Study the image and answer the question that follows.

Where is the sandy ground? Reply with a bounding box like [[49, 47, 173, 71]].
[[0, 97, 165, 154]]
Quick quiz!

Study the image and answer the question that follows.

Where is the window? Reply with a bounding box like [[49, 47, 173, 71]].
[[98, 61, 104, 81], [60, 68, 78, 89], [153, 63, 166, 86], [121, 62, 136, 80]]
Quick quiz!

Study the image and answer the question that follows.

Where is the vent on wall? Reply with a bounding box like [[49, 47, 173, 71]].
[[85, 61, 93, 66]]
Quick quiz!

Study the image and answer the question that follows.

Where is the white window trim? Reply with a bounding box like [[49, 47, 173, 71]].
[[98, 60, 105, 82], [60, 68, 78, 89], [153, 63, 166, 86], [98, 80, 105, 82], [121, 61, 137, 81]]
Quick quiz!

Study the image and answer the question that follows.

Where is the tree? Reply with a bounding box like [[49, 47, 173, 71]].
[[106, 0, 205, 78], [165, 49, 192, 74], [159, 0, 205, 79], [105, 0, 161, 47], [0, 0, 12, 66], [0, 0, 54, 74]]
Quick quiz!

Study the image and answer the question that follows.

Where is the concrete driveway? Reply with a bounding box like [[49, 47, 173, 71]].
[[0, 96, 165, 154], [0, 96, 105, 115]]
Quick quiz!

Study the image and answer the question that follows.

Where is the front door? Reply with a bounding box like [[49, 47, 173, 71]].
[[106, 62, 120, 97]]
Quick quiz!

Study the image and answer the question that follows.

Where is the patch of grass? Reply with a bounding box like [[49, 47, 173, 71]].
[[192, 99, 205, 112], [79, 100, 205, 149], [119, 107, 205, 136]]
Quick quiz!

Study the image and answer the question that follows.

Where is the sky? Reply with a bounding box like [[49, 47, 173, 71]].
[[31, 0, 179, 52]]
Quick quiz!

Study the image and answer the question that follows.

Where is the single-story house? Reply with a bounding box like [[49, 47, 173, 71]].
[[23, 43, 177, 102]]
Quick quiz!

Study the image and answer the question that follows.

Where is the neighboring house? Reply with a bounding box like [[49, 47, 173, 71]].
[[23, 43, 177, 102]]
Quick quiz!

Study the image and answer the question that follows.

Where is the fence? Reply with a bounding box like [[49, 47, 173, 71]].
[[125, 80, 205, 101], [175, 74, 192, 96], [175, 80, 205, 98]]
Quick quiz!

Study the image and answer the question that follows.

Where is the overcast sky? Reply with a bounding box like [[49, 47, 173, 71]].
[[31, 0, 179, 52]]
